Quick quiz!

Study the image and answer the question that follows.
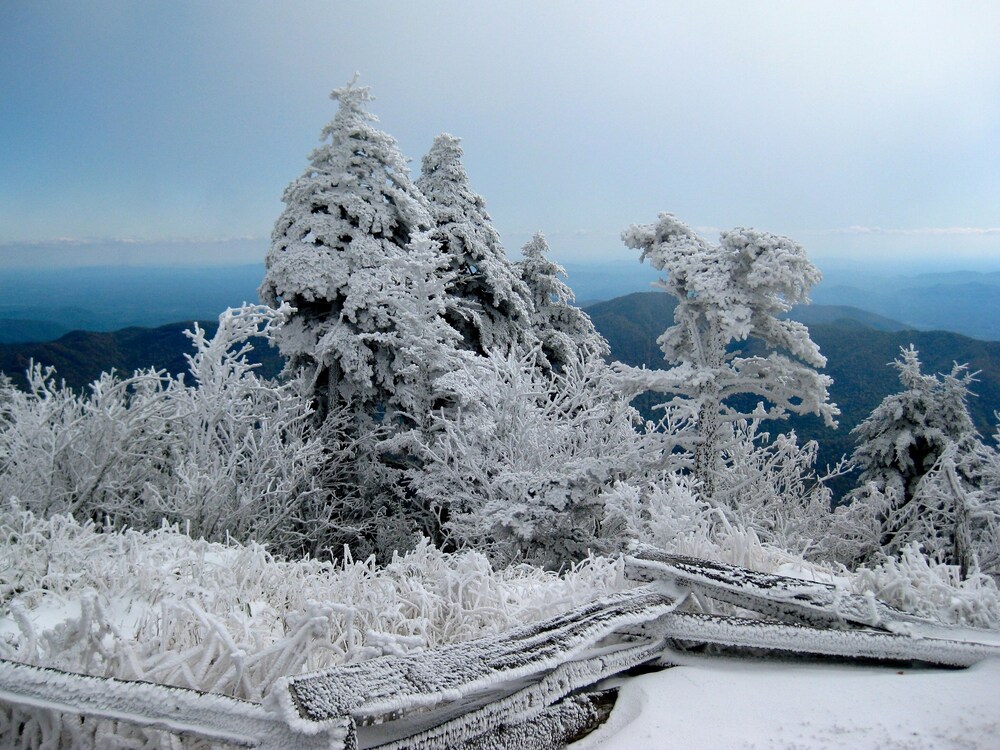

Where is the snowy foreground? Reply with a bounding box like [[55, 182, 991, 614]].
[[577, 656, 1000, 750], [0, 508, 1000, 749]]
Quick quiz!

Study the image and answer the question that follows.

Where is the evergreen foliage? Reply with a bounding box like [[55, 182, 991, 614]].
[[259, 77, 437, 422], [416, 133, 536, 357], [835, 347, 999, 574], [518, 233, 609, 371], [851, 346, 982, 506]]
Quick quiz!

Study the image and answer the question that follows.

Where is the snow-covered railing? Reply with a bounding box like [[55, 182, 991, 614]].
[[273, 586, 682, 748], [0, 658, 353, 749], [625, 544, 1000, 642], [625, 543, 926, 629], [3, 547, 999, 749], [625, 545, 1000, 666]]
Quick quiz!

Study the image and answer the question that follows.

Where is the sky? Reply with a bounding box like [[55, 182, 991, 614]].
[[2, 1, 999, 269]]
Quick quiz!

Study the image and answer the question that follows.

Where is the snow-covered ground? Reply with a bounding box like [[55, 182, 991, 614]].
[[3, 508, 999, 749], [576, 656, 1000, 750]]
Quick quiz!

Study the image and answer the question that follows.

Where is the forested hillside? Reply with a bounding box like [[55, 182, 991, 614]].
[[0, 320, 282, 391]]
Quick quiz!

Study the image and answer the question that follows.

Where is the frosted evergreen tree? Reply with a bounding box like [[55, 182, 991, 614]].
[[259, 76, 435, 422], [616, 213, 838, 503], [368, 234, 472, 427], [517, 232, 609, 371], [843, 346, 990, 565], [416, 133, 535, 357]]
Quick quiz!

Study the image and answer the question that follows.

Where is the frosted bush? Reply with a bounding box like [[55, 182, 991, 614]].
[[0, 304, 386, 559], [410, 349, 673, 567], [852, 543, 1000, 629], [715, 421, 848, 558], [605, 473, 824, 577]]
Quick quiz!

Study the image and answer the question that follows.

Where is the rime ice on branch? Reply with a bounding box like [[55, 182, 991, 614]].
[[518, 232, 609, 371]]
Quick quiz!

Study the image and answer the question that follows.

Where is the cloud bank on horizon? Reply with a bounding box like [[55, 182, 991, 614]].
[[1, 1, 998, 266]]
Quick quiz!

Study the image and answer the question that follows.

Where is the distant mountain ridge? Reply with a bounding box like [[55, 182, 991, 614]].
[[0, 319, 70, 345], [0, 321, 282, 392], [0, 264, 266, 342], [782, 304, 907, 332], [811, 270, 1000, 341], [1, 263, 997, 343], [583, 293, 910, 367]]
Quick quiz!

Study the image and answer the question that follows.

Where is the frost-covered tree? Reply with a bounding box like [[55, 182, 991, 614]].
[[409, 349, 668, 567], [851, 347, 981, 506], [839, 347, 992, 568], [517, 233, 609, 371], [831, 443, 1000, 580], [353, 233, 473, 429], [259, 76, 436, 422], [615, 213, 838, 503], [416, 133, 536, 357]]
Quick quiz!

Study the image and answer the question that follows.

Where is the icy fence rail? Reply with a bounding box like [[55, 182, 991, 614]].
[[625, 543, 931, 629], [2, 549, 1000, 749], [0, 657, 352, 749]]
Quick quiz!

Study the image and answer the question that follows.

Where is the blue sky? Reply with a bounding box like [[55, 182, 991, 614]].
[[2, 1, 998, 268]]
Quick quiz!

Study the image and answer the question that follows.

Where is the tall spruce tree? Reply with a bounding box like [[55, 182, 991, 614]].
[[259, 77, 439, 422], [517, 232, 609, 371], [416, 133, 535, 357]]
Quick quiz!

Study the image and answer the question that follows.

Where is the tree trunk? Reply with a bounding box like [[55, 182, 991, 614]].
[[695, 396, 721, 504]]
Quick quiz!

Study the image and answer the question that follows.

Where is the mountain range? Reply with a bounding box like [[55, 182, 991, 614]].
[[2, 263, 999, 343], [811, 270, 1000, 341], [2, 292, 997, 499]]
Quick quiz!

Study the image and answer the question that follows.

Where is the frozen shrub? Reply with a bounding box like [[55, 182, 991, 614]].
[[852, 543, 1000, 628], [410, 350, 671, 567], [0, 305, 385, 559]]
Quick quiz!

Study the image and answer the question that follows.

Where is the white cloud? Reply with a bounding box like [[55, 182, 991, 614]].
[[830, 226, 1000, 237]]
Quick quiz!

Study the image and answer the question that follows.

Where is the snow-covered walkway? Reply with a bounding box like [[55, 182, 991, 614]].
[[575, 656, 1000, 750]]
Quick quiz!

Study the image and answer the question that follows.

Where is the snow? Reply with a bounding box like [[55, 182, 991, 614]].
[[573, 656, 1000, 750]]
